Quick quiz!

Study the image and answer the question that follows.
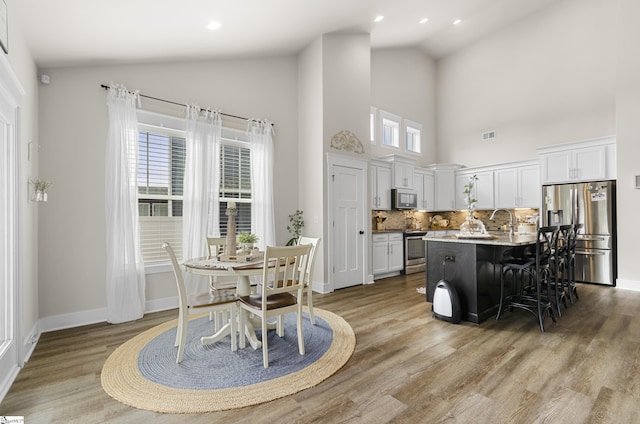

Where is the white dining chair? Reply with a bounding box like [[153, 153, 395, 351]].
[[298, 236, 321, 325], [164, 242, 238, 363], [237, 244, 312, 368], [205, 237, 237, 291]]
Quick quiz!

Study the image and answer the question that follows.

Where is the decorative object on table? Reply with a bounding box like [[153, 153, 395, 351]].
[[329, 130, 364, 154], [30, 177, 52, 202], [237, 232, 258, 254], [286, 209, 304, 245], [219, 250, 264, 263], [374, 215, 386, 231], [225, 202, 238, 256], [459, 174, 488, 236], [100, 308, 355, 413]]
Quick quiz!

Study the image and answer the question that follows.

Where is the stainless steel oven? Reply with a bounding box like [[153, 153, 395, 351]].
[[404, 231, 427, 274]]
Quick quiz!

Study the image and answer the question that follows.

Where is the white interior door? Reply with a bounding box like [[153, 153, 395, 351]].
[[0, 56, 22, 402], [329, 155, 366, 290]]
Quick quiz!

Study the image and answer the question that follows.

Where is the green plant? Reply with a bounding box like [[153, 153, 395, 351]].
[[31, 177, 52, 192], [286, 209, 304, 246], [237, 233, 258, 243], [463, 174, 478, 212]]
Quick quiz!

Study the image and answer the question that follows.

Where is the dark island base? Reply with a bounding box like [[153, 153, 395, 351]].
[[426, 240, 515, 324]]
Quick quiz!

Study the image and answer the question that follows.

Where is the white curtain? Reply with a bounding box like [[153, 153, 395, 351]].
[[105, 84, 146, 324], [248, 119, 276, 250], [183, 105, 222, 293]]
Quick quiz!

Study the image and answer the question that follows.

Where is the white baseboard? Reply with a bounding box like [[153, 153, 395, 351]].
[[615, 278, 640, 291], [39, 296, 180, 333], [311, 279, 332, 294]]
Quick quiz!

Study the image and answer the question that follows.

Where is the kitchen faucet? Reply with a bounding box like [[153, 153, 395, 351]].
[[489, 208, 515, 236]]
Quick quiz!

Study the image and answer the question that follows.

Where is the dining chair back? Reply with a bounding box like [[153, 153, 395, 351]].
[[163, 242, 237, 363], [237, 243, 312, 368], [298, 236, 321, 325], [205, 237, 236, 291]]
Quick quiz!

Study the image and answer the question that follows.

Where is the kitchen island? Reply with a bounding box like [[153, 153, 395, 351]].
[[423, 233, 537, 324]]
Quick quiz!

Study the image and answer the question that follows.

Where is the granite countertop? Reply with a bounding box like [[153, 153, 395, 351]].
[[422, 232, 537, 246]]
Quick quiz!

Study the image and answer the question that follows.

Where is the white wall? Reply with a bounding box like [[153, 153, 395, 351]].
[[297, 37, 325, 287], [5, 0, 40, 352], [615, 0, 640, 289], [371, 47, 437, 165], [436, 0, 616, 167], [37, 57, 298, 321]]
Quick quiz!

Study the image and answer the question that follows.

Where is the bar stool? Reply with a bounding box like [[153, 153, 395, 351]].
[[496, 226, 558, 332], [548, 224, 572, 316], [565, 223, 582, 304]]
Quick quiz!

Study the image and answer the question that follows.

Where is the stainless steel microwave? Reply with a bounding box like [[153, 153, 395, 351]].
[[392, 189, 417, 210]]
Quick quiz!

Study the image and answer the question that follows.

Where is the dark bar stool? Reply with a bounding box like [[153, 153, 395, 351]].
[[496, 226, 558, 332], [548, 224, 572, 316], [565, 223, 582, 304]]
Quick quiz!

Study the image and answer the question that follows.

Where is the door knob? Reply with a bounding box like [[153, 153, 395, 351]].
[[359, 230, 365, 234]]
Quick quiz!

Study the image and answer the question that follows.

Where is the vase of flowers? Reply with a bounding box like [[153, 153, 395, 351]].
[[459, 174, 487, 235], [286, 209, 304, 246], [237, 233, 258, 254]]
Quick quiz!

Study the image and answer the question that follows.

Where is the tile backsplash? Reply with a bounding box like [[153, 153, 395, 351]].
[[372, 209, 539, 231]]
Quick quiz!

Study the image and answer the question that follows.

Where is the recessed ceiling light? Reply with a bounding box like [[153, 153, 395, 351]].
[[374, 15, 385, 23], [419, 18, 429, 24], [207, 21, 222, 31], [453, 19, 462, 25]]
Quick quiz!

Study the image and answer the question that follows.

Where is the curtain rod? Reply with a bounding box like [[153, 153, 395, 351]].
[[100, 84, 273, 125]]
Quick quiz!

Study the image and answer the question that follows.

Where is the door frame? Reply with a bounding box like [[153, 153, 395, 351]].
[[0, 54, 24, 403], [326, 153, 369, 291]]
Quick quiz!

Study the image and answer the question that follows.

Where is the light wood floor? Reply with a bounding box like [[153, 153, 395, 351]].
[[2, 273, 640, 423]]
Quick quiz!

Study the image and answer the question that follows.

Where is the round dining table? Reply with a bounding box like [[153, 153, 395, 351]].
[[183, 256, 266, 350]]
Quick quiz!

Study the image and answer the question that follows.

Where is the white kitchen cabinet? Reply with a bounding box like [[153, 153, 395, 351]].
[[371, 160, 392, 210], [538, 136, 616, 184], [494, 161, 540, 209], [425, 164, 462, 211], [372, 232, 403, 278], [455, 169, 494, 210], [413, 168, 435, 211], [378, 154, 416, 189]]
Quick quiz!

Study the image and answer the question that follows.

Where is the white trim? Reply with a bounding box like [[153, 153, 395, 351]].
[[0, 53, 24, 406], [38, 296, 180, 333], [615, 279, 640, 291]]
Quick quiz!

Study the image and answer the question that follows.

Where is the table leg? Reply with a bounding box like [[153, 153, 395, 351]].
[[237, 275, 262, 349]]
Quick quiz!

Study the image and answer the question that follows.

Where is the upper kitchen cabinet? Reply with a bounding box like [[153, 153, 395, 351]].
[[414, 168, 435, 211], [455, 168, 495, 210], [494, 160, 540, 209], [378, 154, 416, 189], [371, 159, 392, 210], [424, 164, 463, 211], [538, 136, 616, 184]]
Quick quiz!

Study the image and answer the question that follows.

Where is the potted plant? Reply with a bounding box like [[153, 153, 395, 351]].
[[30, 177, 52, 202], [237, 233, 258, 254], [286, 209, 304, 245]]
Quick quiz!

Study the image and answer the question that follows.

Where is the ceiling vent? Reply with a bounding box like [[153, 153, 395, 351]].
[[482, 130, 496, 141]]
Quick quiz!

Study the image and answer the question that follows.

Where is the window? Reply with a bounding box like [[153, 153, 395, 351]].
[[218, 142, 252, 237], [137, 130, 185, 262], [137, 120, 252, 264], [404, 119, 422, 154], [379, 110, 400, 149], [370, 107, 377, 144]]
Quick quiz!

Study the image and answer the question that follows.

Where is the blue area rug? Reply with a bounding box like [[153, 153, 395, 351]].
[[138, 312, 332, 390], [101, 307, 356, 413]]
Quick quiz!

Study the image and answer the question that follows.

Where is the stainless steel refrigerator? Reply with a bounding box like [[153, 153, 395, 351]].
[[541, 180, 616, 286]]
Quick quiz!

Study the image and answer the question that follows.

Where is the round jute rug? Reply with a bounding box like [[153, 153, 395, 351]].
[[101, 308, 355, 414]]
